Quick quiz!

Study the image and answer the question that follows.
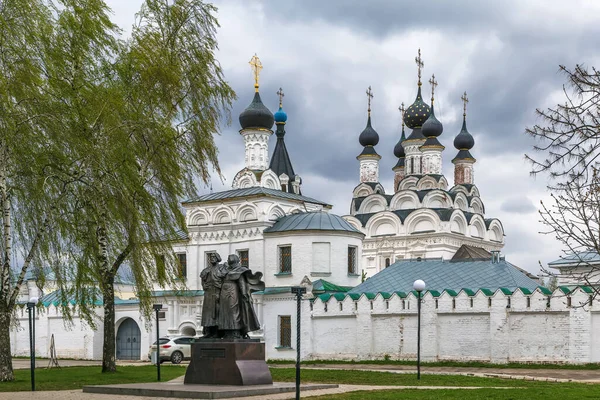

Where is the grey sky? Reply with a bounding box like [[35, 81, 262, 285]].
[[106, 0, 600, 274]]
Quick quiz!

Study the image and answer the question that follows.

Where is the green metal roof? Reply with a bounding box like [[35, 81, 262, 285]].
[[41, 289, 102, 307], [183, 187, 331, 207], [349, 259, 538, 294], [264, 212, 362, 235], [312, 279, 353, 293], [333, 293, 346, 301]]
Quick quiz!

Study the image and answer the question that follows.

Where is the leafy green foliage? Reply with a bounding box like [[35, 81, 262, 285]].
[[0, 0, 235, 377]]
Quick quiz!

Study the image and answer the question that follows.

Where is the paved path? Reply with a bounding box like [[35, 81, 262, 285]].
[[270, 363, 600, 383]]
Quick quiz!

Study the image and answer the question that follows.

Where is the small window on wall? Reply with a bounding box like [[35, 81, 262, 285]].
[[176, 253, 187, 280], [279, 315, 292, 348], [385, 258, 391, 268], [279, 246, 292, 274], [348, 246, 358, 275], [238, 250, 249, 268]]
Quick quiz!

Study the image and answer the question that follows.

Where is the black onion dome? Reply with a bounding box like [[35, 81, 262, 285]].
[[239, 92, 274, 130], [453, 118, 474, 150], [422, 105, 443, 138], [359, 116, 380, 147], [404, 86, 431, 129], [393, 129, 406, 158]]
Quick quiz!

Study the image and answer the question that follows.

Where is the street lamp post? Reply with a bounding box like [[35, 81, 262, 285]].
[[290, 286, 306, 400], [26, 296, 38, 391], [412, 280, 426, 380], [153, 304, 163, 382]]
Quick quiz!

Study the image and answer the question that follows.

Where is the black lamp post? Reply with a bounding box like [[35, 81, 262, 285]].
[[153, 304, 162, 382], [290, 286, 306, 400], [413, 280, 426, 380], [26, 296, 38, 391]]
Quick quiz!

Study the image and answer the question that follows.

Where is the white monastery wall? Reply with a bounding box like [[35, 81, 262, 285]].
[[303, 286, 596, 364], [11, 305, 102, 360]]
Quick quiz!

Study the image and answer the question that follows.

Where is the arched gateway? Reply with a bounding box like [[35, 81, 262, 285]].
[[116, 318, 141, 360]]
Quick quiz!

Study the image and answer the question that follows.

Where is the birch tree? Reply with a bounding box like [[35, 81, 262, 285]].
[[39, 0, 234, 373], [0, 0, 60, 382], [0, 0, 234, 378]]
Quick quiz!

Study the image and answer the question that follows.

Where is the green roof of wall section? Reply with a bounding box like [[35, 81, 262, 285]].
[[349, 259, 539, 294], [183, 187, 331, 207], [312, 279, 353, 293], [41, 290, 102, 307], [264, 212, 363, 235]]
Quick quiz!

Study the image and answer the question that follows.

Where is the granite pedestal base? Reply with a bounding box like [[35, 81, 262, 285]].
[[184, 339, 273, 386]]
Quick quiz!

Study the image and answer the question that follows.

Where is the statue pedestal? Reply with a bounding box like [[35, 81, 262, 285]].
[[184, 339, 273, 386]]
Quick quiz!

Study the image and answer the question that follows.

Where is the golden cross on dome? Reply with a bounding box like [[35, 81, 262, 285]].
[[366, 86, 374, 116], [461, 91, 469, 117], [249, 54, 263, 92], [398, 102, 405, 128], [415, 48, 424, 86], [276, 87, 284, 107], [429, 74, 438, 104]]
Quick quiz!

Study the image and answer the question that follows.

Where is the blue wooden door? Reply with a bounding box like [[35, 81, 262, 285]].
[[116, 318, 141, 360]]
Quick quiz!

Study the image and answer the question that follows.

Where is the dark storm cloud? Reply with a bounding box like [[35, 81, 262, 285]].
[[196, 0, 600, 270], [213, 1, 600, 193]]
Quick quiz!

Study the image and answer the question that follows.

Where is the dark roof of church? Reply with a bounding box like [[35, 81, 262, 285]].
[[183, 187, 330, 207], [269, 134, 298, 194], [264, 212, 363, 235], [348, 258, 539, 294]]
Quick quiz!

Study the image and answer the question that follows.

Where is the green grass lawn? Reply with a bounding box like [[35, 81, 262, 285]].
[[268, 358, 600, 370], [268, 369, 600, 400], [0, 365, 186, 392], [304, 388, 600, 400]]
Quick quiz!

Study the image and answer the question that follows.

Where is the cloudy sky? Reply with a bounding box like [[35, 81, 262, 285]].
[[106, 0, 600, 275]]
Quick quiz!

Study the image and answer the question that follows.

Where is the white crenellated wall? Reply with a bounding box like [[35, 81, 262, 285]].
[[10, 304, 104, 360], [282, 286, 599, 364]]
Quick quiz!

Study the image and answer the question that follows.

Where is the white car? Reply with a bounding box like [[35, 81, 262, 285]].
[[148, 336, 195, 364]]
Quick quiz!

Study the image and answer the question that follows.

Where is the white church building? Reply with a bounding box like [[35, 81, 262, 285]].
[[13, 53, 599, 365]]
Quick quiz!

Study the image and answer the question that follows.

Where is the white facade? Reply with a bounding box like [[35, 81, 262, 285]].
[[345, 176, 504, 277]]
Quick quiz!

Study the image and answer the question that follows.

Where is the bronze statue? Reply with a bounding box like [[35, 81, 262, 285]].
[[200, 253, 225, 338], [199, 252, 264, 340]]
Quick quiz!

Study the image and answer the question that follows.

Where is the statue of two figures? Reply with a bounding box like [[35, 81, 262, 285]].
[[200, 253, 264, 340]]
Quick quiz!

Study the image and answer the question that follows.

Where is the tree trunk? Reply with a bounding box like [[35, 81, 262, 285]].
[[0, 307, 13, 381], [101, 275, 116, 373]]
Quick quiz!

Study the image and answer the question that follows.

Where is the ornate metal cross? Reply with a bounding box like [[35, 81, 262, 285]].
[[461, 91, 469, 117], [399, 102, 405, 128], [415, 48, 424, 85], [249, 54, 263, 91], [366, 86, 374, 115], [277, 87, 285, 107], [429, 74, 438, 103]]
